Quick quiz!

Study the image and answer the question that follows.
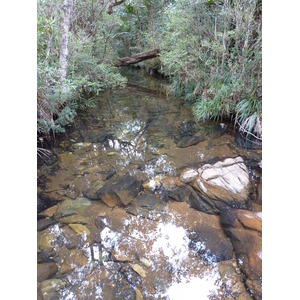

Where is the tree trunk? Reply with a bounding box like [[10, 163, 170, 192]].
[[117, 49, 160, 66], [59, 0, 73, 82]]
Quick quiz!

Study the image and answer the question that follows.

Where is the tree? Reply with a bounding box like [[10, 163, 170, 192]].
[[59, 0, 73, 82]]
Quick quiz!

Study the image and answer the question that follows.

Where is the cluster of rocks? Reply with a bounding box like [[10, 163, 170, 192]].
[[37, 156, 262, 299]]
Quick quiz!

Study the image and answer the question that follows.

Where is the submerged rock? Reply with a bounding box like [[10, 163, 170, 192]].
[[59, 214, 90, 225], [131, 264, 147, 278], [40, 279, 65, 294], [176, 135, 205, 148], [220, 208, 262, 299], [37, 262, 58, 282], [37, 218, 56, 231], [68, 223, 90, 236], [94, 175, 142, 207], [218, 260, 253, 300], [38, 233, 55, 252], [126, 194, 166, 220]]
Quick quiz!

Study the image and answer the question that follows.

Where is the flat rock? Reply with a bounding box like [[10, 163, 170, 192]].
[[54, 197, 91, 219], [96, 175, 142, 207], [40, 279, 65, 294], [59, 214, 90, 225], [38, 233, 55, 252], [60, 249, 88, 275], [37, 262, 58, 282], [68, 224, 90, 236], [131, 264, 147, 278], [176, 135, 205, 148], [167, 202, 233, 262], [217, 260, 253, 299], [220, 208, 262, 299], [37, 218, 56, 231], [39, 205, 58, 218], [126, 194, 166, 220]]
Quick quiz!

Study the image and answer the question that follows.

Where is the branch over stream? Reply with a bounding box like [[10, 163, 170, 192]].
[[117, 49, 160, 66]]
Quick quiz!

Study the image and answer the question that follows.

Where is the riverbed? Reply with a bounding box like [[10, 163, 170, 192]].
[[37, 68, 262, 300]]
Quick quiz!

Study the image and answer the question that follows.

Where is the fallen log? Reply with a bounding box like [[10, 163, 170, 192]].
[[117, 49, 160, 66]]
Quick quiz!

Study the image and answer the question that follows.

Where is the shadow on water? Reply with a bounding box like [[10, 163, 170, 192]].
[[37, 68, 261, 299]]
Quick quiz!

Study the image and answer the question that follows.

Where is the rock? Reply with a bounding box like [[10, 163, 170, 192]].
[[60, 249, 88, 275], [176, 135, 205, 148], [131, 264, 147, 278], [220, 208, 262, 299], [140, 257, 152, 268], [38, 233, 55, 252], [60, 226, 85, 250], [167, 201, 233, 263], [84, 181, 105, 199], [126, 194, 166, 220], [68, 224, 90, 236], [72, 142, 92, 149], [191, 157, 250, 212], [37, 218, 56, 231], [217, 260, 253, 300], [65, 186, 80, 199], [189, 226, 233, 262], [142, 176, 162, 191], [59, 214, 90, 225], [135, 287, 143, 300], [37, 262, 58, 282], [39, 205, 58, 218], [40, 279, 65, 294], [257, 176, 262, 205], [96, 175, 142, 207], [120, 265, 142, 287], [179, 169, 198, 183], [54, 197, 91, 219]]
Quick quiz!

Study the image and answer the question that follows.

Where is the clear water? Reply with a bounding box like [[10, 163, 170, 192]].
[[37, 68, 261, 299]]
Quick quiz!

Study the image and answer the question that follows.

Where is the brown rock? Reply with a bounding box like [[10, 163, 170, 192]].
[[135, 287, 143, 300], [96, 175, 141, 207], [60, 249, 88, 275], [59, 214, 90, 225], [38, 233, 55, 252], [37, 262, 58, 282], [39, 205, 58, 218], [40, 279, 65, 294], [220, 208, 262, 299], [68, 224, 90, 236], [131, 264, 147, 278], [218, 260, 253, 300]]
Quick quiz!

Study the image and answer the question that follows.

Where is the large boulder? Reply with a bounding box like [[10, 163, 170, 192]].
[[195, 156, 250, 203], [220, 208, 262, 300], [177, 157, 250, 214]]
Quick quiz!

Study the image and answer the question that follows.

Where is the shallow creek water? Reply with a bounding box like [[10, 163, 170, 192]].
[[37, 69, 262, 300]]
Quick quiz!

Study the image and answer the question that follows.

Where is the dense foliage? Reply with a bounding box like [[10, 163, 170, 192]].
[[37, 0, 127, 139], [37, 0, 262, 141], [161, 0, 262, 139]]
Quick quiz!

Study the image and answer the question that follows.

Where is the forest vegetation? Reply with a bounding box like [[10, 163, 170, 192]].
[[37, 0, 262, 146]]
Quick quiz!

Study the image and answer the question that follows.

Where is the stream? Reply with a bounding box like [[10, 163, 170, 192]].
[[37, 68, 262, 300]]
